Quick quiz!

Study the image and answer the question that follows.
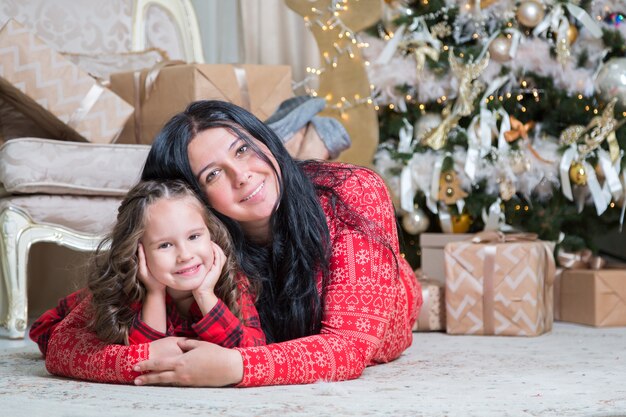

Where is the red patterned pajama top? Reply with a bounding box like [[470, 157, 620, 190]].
[[35, 163, 422, 386], [30, 279, 264, 382]]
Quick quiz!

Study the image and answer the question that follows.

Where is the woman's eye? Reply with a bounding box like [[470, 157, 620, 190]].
[[205, 169, 220, 183], [236, 144, 248, 156]]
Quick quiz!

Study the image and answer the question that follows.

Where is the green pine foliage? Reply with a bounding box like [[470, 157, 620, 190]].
[[370, 1, 626, 267]]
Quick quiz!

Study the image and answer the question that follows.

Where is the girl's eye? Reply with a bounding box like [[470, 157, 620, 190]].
[[158, 242, 172, 249], [189, 233, 201, 241]]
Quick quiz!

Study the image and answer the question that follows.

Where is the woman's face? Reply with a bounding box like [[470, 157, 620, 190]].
[[187, 127, 280, 241]]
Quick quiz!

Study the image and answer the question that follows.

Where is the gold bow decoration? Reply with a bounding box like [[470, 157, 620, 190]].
[[560, 98, 624, 163], [503, 116, 535, 142]]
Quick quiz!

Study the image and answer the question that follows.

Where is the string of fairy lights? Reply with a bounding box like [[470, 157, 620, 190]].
[[295, 0, 376, 116], [295, 1, 626, 119]]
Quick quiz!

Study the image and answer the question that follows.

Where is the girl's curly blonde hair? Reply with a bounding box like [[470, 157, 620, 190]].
[[87, 179, 241, 344]]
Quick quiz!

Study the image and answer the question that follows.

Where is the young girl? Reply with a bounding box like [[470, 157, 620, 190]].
[[30, 179, 265, 354]]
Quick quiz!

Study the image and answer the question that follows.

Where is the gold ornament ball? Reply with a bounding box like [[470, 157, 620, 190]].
[[488, 35, 513, 63], [569, 162, 587, 186], [402, 209, 430, 235], [516, 1, 545, 28], [567, 24, 578, 44], [451, 214, 472, 234]]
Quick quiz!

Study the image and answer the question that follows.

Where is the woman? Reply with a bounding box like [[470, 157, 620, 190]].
[[42, 100, 421, 387]]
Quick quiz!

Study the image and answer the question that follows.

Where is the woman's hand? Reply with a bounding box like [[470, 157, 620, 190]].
[[137, 243, 166, 295], [133, 339, 244, 387], [192, 242, 226, 315]]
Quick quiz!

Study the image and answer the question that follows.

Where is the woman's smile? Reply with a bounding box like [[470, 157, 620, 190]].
[[241, 181, 265, 203]]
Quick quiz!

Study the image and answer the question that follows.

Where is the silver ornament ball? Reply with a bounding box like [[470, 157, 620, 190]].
[[488, 36, 512, 63], [516, 1, 545, 28], [595, 57, 626, 107], [402, 209, 430, 235]]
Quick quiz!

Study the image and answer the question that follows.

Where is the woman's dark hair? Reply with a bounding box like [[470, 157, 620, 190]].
[[141, 100, 331, 343]]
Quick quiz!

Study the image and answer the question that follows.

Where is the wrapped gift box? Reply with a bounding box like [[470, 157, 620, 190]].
[[0, 19, 133, 143], [556, 269, 626, 327], [109, 63, 293, 144], [444, 232, 555, 336], [420, 233, 473, 285], [412, 271, 446, 332]]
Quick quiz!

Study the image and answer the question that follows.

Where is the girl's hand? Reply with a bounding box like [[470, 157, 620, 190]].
[[137, 243, 166, 295], [134, 339, 243, 387], [192, 242, 226, 314]]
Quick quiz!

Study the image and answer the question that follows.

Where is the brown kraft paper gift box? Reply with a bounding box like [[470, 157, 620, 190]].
[[420, 233, 473, 285], [555, 269, 626, 327], [109, 63, 293, 145], [412, 270, 446, 332], [0, 19, 133, 144], [444, 232, 555, 336]]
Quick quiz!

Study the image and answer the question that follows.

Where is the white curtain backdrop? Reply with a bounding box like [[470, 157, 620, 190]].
[[192, 0, 319, 89], [191, 0, 243, 64], [239, 0, 319, 86]]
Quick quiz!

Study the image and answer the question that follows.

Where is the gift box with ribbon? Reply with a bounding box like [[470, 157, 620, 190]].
[[0, 19, 133, 144], [444, 231, 556, 336], [109, 63, 293, 145], [412, 270, 446, 332], [554, 249, 626, 327], [420, 233, 473, 285]]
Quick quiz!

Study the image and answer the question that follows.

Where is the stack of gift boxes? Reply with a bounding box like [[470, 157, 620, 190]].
[[414, 231, 626, 335], [0, 18, 293, 146]]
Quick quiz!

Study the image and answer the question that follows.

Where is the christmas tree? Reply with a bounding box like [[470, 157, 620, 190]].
[[362, 0, 626, 267]]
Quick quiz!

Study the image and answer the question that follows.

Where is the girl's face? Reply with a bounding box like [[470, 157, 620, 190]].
[[187, 127, 280, 242], [140, 196, 214, 291]]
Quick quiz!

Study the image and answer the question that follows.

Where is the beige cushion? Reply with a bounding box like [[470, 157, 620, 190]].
[[0, 138, 149, 196], [0, 195, 121, 235]]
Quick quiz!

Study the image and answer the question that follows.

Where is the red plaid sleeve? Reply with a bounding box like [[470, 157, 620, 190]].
[[128, 312, 167, 344], [191, 286, 265, 347], [191, 274, 265, 347]]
